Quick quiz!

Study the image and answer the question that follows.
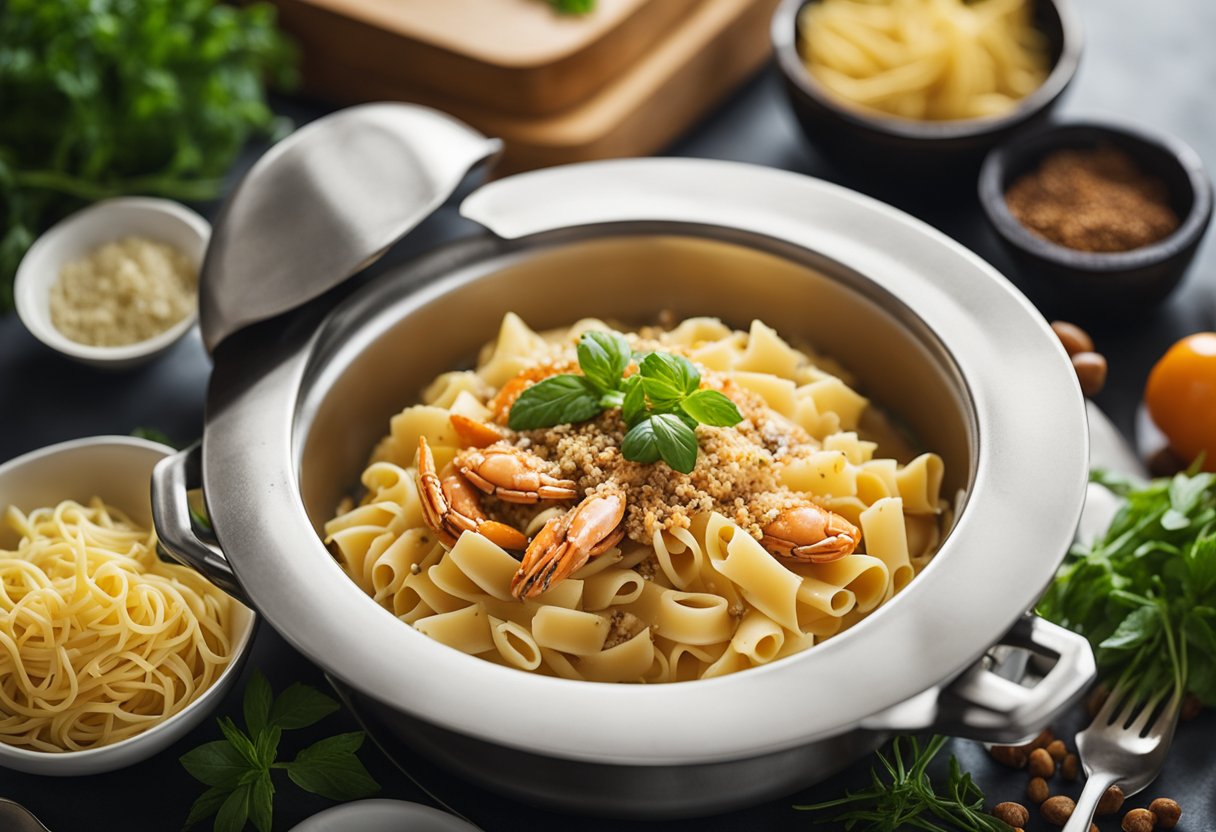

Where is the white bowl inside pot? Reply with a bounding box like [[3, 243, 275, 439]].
[[14, 197, 209, 370], [0, 436, 255, 776], [153, 158, 1093, 816]]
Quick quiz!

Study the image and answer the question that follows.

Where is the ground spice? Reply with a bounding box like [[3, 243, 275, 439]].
[[1004, 146, 1180, 252]]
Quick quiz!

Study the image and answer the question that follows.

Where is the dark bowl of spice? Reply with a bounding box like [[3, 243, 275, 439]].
[[978, 121, 1213, 318]]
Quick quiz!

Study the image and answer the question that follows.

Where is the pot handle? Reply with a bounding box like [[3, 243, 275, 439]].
[[151, 442, 251, 605], [860, 615, 1095, 744]]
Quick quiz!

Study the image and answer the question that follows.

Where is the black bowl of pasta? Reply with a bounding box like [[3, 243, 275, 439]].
[[772, 0, 1083, 177]]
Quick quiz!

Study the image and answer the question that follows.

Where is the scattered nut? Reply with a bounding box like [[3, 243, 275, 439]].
[[1061, 753, 1080, 781], [1041, 795, 1076, 826], [1028, 747, 1056, 778], [1028, 729, 1055, 750], [1180, 693, 1202, 721], [993, 802, 1030, 827], [1122, 807, 1156, 832], [1072, 351, 1108, 397], [989, 744, 1029, 769], [1149, 798, 1181, 828], [1027, 776, 1050, 804], [1098, 785, 1126, 816], [1046, 739, 1067, 762], [1052, 320, 1094, 355], [1086, 684, 1111, 718]]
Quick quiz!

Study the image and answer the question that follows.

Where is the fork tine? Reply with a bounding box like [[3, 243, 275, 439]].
[[1151, 688, 1184, 735], [1128, 689, 1166, 734], [1095, 680, 1132, 725]]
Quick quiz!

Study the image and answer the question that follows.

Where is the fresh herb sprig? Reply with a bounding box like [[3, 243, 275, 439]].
[[181, 670, 379, 832], [795, 735, 1009, 831], [508, 330, 743, 474], [1038, 468, 1216, 704], [546, 0, 595, 13]]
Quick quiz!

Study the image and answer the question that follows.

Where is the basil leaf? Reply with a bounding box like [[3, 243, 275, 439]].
[[508, 374, 603, 430], [180, 740, 252, 789], [651, 413, 699, 474], [621, 375, 646, 427], [248, 772, 275, 832], [679, 389, 743, 427], [218, 717, 259, 767], [243, 670, 273, 738], [577, 330, 631, 392], [1099, 605, 1160, 651], [286, 733, 380, 801], [255, 725, 282, 769], [640, 351, 701, 398], [183, 786, 231, 828], [214, 783, 251, 832], [621, 418, 662, 464], [268, 683, 341, 731]]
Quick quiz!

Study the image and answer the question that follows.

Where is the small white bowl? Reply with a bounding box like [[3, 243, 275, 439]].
[[289, 800, 480, 832], [0, 436, 255, 776], [14, 198, 209, 370]]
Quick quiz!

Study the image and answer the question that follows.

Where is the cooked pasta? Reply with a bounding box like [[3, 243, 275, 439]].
[[325, 315, 948, 682], [799, 0, 1050, 121], [0, 499, 233, 751]]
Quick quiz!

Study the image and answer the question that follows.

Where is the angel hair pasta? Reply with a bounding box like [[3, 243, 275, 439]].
[[0, 500, 233, 751], [799, 0, 1050, 121], [325, 314, 948, 683]]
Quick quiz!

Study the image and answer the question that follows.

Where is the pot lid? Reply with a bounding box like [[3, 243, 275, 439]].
[[198, 104, 501, 354]]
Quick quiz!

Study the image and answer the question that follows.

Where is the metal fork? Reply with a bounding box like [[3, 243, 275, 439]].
[[1063, 682, 1183, 832]]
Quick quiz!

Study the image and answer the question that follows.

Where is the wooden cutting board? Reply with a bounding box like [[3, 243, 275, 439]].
[[278, 0, 780, 174], [272, 0, 703, 116]]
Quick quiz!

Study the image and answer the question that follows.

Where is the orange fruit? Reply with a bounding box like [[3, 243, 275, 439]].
[[1145, 333, 1216, 471]]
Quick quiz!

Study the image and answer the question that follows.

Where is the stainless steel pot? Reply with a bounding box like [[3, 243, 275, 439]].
[[152, 106, 1095, 818]]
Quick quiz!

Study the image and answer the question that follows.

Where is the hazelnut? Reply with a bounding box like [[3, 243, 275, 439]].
[[1061, 753, 1080, 781], [1098, 785, 1126, 815], [1051, 320, 1094, 355], [1122, 807, 1156, 832], [1027, 776, 1050, 804], [1149, 798, 1181, 828], [1028, 747, 1056, 778], [1041, 795, 1076, 826], [989, 744, 1029, 769], [993, 802, 1030, 827], [1046, 739, 1067, 762], [1028, 729, 1055, 750], [1180, 693, 1202, 721], [1072, 351, 1108, 397]]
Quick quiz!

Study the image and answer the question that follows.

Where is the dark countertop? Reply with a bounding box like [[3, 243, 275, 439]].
[[1, 0, 1214, 828]]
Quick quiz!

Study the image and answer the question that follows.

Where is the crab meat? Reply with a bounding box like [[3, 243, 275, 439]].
[[416, 437, 528, 551], [511, 492, 626, 599], [760, 503, 861, 563], [454, 445, 579, 504]]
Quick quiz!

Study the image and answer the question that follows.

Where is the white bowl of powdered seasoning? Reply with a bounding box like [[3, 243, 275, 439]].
[[15, 197, 209, 369]]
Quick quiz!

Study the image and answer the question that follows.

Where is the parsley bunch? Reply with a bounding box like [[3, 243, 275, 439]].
[[1038, 468, 1216, 704], [0, 0, 295, 310], [508, 331, 743, 474], [181, 670, 379, 832], [795, 735, 1008, 831]]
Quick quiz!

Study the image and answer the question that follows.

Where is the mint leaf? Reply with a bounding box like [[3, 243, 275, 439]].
[[183, 786, 231, 828], [1099, 605, 1160, 651], [679, 389, 743, 427], [255, 725, 282, 769], [577, 330, 631, 393], [508, 374, 603, 430], [243, 670, 273, 737], [180, 740, 252, 789], [249, 772, 274, 832], [286, 733, 380, 801], [214, 783, 251, 832], [218, 717, 259, 768], [621, 374, 646, 426], [268, 682, 341, 731], [640, 352, 700, 399], [621, 417, 662, 464], [650, 413, 700, 474]]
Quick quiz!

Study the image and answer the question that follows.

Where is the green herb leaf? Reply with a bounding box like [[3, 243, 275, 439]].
[[679, 389, 743, 428], [268, 682, 341, 731], [547, 0, 595, 12], [508, 374, 603, 431], [217, 717, 259, 768], [639, 351, 701, 407], [131, 426, 177, 448], [183, 786, 231, 829], [254, 725, 282, 769], [286, 733, 380, 801], [621, 418, 662, 465], [576, 330, 631, 393], [214, 783, 251, 832], [651, 413, 700, 474], [621, 374, 646, 427], [248, 772, 274, 832], [243, 670, 273, 737], [1100, 605, 1161, 652], [180, 741, 251, 790]]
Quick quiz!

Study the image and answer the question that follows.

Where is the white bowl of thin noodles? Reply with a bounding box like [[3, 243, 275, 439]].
[[0, 436, 255, 776]]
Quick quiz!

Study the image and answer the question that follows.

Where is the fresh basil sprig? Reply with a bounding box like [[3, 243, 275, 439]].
[[508, 330, 743, 474], [181, 670, 379, 832]]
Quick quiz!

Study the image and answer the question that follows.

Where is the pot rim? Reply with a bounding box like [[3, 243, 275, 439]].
[[199, 159, 1088, 766]]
